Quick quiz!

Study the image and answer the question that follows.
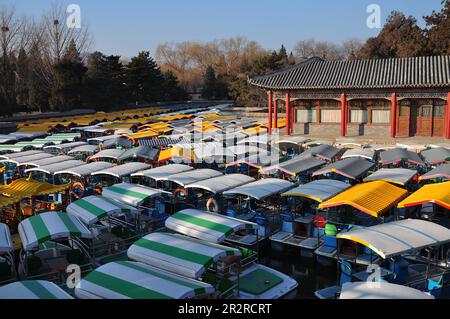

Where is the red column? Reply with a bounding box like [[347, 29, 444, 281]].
[[291, 105, 295, 134], [340, 93, 347, 137], [268, 91, 273, 136], [391, 92, 397, 138], [274, 99, 278, 131], [285, 93, 291, 135], [445, 92, 450, 139]]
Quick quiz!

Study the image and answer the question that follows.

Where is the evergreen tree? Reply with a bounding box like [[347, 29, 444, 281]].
[[424, 0, 450, 55], [288, 52, 296, 65], [49, 39, 87, 111], [201, 65, 217, 99], [278, 45, 288, 62], [84, 52, 127, 110], [0, 52, 16, 116], [215, 74, 229, 100], [162, 71, 188, 101], [126, 51, 164, 104], [357, 11, 427, 58]]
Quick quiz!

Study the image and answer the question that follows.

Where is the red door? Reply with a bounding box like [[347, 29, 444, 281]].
[[432, 103, 445, 137], [416, 104, 433, 136], [396, 104, 411, 137]]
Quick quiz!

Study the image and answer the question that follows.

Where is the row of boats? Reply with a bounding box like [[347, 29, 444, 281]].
[[1, 111, 450, 299]]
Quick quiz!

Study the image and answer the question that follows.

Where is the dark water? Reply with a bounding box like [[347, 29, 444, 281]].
[[259, 247, 337, 299]]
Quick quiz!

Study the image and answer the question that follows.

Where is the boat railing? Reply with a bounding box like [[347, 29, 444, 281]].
[[89, 232, 143, 263]]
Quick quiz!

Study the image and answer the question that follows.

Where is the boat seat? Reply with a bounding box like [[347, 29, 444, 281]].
[[314, 285, 341, 299], [299, 237, 320, 250]]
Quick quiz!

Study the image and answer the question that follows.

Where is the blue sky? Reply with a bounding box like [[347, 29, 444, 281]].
[[0, 0, 444, 58]]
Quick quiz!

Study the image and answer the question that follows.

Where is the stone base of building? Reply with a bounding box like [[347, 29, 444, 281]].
[[293, 123, 390, 138]]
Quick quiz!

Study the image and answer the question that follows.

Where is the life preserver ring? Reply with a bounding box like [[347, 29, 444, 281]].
[[206, 198, 219, 213], [94, 185, 103, 195], [173, 188, 188, 204], [85, 156, 92, 163], [71, 182, 86, 200], [313, 216, 326, 228], [57, 152, 65, 156]]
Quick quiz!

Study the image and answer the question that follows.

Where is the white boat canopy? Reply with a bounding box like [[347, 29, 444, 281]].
[[339, 282, 434, 300], [341, 148, 376, 161], [0, 153, 54, 165], [53, 161, 114, 178], [193, 142, 235, 160], [25, 160, 85, 175], [75, 261, 214, 299], [0, 223, 13, 253], [43, 141, 87, 152], [163, 169, 223, 187], [0, 150, 43, 160], [87, 134, 119, 144], [237, 135, 271, 146], [67, 144, 99, 155], [18, 212, 93, 251], [223, 178, 295, 200], [130, 164, 194, 181], [91, 162, 151, 178], [226, 153, 278, 169], [281, 179, 351, 203], [165, 209, 258, 243], [90, 149, 125, 161], [67, 196, 138, 225], [18, 155, 74, 168], [184, 174, 255, 194], [102, 183, 166, 207], [272, 135, 310, 146], [227, 145, 266, 156], [420, 164, 450, 181], [363, 168, 418, 186], [337, 219, 450, 259], [0, 280, 73, 299], [127, 232, 241, 279]]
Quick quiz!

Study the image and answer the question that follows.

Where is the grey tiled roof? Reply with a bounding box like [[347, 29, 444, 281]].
[[248, 56, 450, 90]]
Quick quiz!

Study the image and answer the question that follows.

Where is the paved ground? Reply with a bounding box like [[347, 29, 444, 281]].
[[275, 129, 450, 149]]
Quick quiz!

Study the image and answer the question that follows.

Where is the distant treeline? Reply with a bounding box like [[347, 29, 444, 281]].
[[0, 1, 448, 115]]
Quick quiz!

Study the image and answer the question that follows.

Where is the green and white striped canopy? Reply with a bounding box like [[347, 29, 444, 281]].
[[165, 209, 258, 243], [128, 232, 241, 279], [75, 261, 214, 299], [102, 183, 165, 207], [0, 280, 73, 299], [67, 196, 138, 225], [18, 212, 93, 251]]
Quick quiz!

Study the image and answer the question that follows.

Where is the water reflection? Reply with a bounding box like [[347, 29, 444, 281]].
[[259, 247, 337, 299]]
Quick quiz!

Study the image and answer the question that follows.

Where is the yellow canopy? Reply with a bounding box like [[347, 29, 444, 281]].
[[159, 114, 194, 122], [242, 126, 267, 136], [199, 114, 234, 121], [262, 119, 287, 129], [398, 182, 450, 210], [0, 176, 71, 200], [126, 130, 159, 140], [158, 146, 195, 163], [319, 181, 408, 217]]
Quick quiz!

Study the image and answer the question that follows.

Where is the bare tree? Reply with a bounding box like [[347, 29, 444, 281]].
[[342, 38, 363, 60], [156, 37, 266, 91], [35, 2, 92, 87], [0, 6, 29, 56], [293, 39, 317, 58]]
